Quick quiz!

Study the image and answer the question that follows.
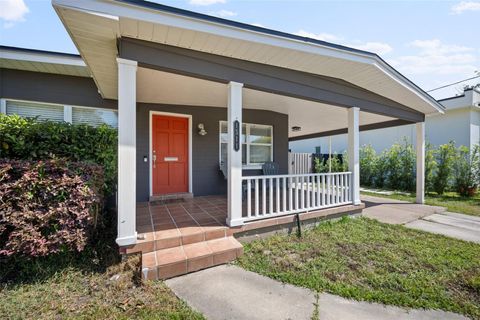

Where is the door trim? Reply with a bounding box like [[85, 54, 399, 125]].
[[149, 111, 193, 197]]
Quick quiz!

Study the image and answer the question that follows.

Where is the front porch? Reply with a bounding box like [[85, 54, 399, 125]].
[[128, 194, 364, 280]]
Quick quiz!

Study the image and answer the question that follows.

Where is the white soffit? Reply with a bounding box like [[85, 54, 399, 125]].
[[0, 46, 90, 77], [52, 0, 443, 115], [136, 67, 395, 138]]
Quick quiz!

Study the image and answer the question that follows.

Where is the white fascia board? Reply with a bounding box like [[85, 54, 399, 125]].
[[0, 48, 86, 67], [53, 0, 444, 114]]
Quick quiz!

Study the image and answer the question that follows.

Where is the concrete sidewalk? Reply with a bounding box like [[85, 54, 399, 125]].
[[361, 194, 445, 224], [406, 212, 480, 243], [362, 195, 480, 243], [166, 265, 467, 320]]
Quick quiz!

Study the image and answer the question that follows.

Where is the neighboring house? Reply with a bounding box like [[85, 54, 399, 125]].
[[0, 46, 119, 128], [0, 0, 444, 279], [290, 86, 480, 153]]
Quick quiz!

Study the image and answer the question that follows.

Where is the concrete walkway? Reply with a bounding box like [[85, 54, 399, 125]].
[[166, 265, 467, 320], [362, 195, 480, 243], [406, 211, 480, 243], [361, 195, 445, 224]]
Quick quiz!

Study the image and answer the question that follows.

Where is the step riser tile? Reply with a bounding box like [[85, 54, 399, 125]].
[[142, 267, 158, 281], [155, 237, 182, 250], [204, 228, 227, 241], [213, 250, 237, 266], [181, 233, 205, 245], [187, 255, 214, 273], [127, 241, 154, 254], [158, 261, 187, 280]]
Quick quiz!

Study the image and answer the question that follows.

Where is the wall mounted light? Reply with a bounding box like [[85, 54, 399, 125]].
[[198, 123, 207, 136], [291, 126, 301, 132]]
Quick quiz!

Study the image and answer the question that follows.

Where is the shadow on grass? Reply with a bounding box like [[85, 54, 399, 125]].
[[0, 208, 121, 285]]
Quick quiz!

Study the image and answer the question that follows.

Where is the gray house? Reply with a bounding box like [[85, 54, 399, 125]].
[[0, 0, 444, 280]]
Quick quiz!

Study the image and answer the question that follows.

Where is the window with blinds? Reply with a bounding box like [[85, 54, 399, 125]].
[[6, 100, 64, 122], [72, 106, 118, 128]]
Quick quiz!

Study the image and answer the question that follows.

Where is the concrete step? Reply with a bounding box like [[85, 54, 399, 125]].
[[142, 236, 243, 280], [126, 225, 230, 254]]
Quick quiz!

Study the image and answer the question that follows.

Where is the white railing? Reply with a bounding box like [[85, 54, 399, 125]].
[[241, 172, 352, 223], [289, 152, 313, 174]]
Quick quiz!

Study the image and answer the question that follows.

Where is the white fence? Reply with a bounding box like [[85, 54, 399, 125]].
[[241, 172, 352, 223], [289, 152, 313, 174]]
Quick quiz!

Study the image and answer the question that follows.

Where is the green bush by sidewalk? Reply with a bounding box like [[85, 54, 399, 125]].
[[359, 140, 480, 197]]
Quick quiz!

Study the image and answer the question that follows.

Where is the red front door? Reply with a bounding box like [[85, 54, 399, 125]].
[[152, 115, 189, 195]]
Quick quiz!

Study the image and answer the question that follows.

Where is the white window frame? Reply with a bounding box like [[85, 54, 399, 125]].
[[0, 98, 118, 127], [219, 121, 274, 169]]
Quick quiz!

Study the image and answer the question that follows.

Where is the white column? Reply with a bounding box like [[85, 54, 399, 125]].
[[0, 99, 6, 114], [116, 58, 138, 246], [63, 105, 73, 123], [416, 122, 425, 204], [226, 81, 244, 227], [348, 107, 361, 205]]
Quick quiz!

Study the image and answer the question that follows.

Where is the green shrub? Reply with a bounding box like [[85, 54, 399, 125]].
[[0, 114, 117, 195], [432, 141, 456, 195], [359, 145, 377, 187], [374, 150, 389, 188], [454, 145, 480, 197], [425, 143, 437, 193], [314, 153, 347, 173], [0, 159, 104, 257], [382, 139, 415, 191]]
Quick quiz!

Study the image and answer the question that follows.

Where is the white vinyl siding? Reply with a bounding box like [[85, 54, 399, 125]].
[[6, 100, 64, 122], [2, 99, 118, 128], [219, 121, 273, 168], [72, 106, 118, 128]]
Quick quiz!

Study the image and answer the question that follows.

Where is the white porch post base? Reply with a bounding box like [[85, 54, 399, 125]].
[[226, 81, 244, 227], [116, 58, 138, 246], [348, 107, 361, 205], [416, 122, 425, 204], [116, 234, 138, 247]]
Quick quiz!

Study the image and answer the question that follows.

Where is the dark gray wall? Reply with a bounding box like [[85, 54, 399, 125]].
[[136, 103, 289, 201], [0, 68, 116, 109]]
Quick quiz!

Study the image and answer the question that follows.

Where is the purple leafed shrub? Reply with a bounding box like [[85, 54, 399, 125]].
[[0, 159, 104, 257]]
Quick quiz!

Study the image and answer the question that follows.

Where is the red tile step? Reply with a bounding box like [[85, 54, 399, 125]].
[[141, 236, 243, 280], [125, 225, 229, 255]]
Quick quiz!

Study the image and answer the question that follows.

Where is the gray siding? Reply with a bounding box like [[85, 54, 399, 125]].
[[0, 68, 116, 109], [136, 103, 288, 201]]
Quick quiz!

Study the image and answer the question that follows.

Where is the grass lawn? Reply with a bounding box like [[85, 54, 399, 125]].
[[362, 190, 480, 217], [0, 212, 204, 320], [237, 217, 480, 319]]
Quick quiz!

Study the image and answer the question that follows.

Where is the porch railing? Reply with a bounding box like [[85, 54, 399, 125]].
[[241, 172, 352, 223]]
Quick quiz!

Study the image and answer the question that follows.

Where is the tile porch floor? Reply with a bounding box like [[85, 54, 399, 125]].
[[136, 195, 229, 239]]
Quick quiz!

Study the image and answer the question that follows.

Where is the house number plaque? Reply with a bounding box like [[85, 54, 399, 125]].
[[233, 120, 240, 151]]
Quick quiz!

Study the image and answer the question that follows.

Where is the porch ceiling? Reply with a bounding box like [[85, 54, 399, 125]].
[[53, 0, 444, 117], [137, 67, 396, 138]]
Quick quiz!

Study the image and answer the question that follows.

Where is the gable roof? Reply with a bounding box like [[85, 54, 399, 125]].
[[53, 0, 444, 115], [0, 45, 89, 77]]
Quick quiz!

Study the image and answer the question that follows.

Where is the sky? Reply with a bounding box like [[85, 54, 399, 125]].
[[0, 0, 478, 99]]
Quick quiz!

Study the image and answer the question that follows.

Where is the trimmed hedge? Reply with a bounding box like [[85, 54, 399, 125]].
[[0, 159, 104, 257], [360, 141, 480, 196], [0, 114, 117, 195]]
